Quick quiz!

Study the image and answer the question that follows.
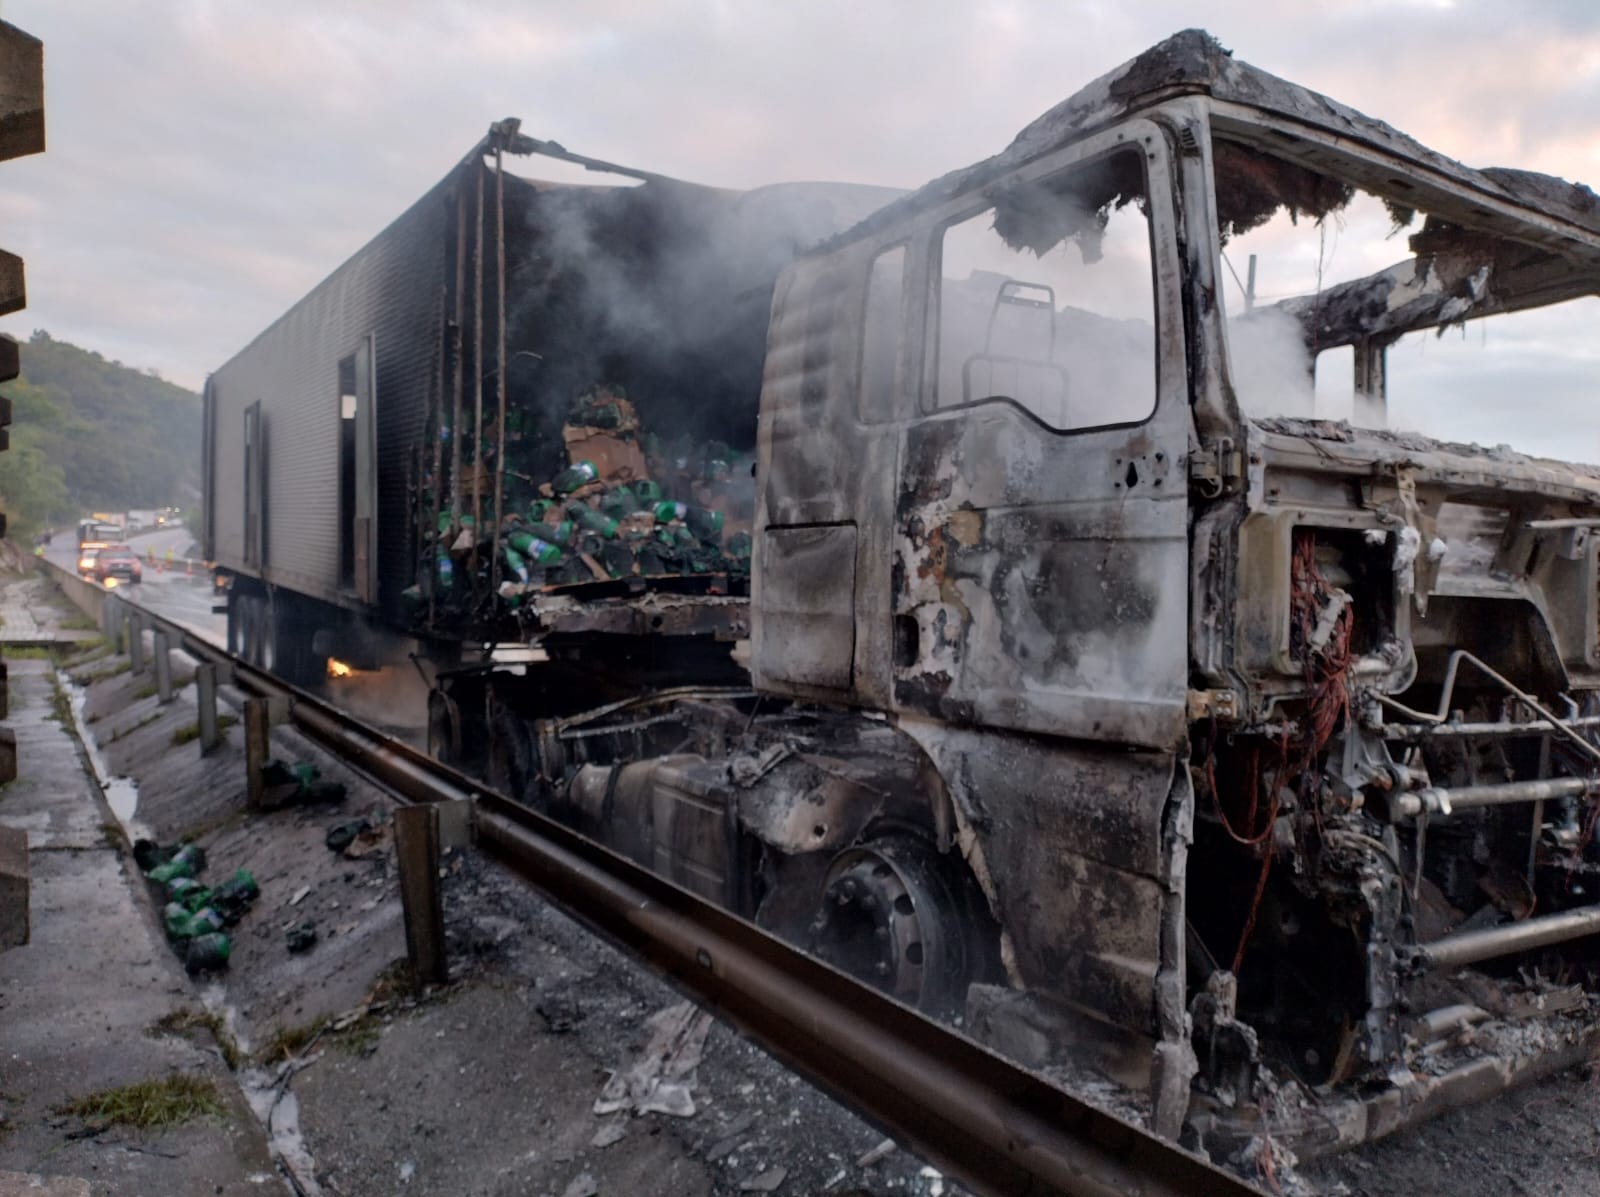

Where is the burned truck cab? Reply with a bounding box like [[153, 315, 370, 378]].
[[750, 28, 1600, 1159]]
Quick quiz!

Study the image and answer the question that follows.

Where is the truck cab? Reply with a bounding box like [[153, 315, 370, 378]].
[[734, 29, 1600, 1157]]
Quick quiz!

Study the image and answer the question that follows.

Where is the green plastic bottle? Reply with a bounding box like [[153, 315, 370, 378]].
[[507, 531, 563, 565], [165, 876, 205, 904], [551, 461, 599, 494], [529, 498, 556, 521], [185, 932, 231, 974], [686, 507, 725, 542], [630, 479, 664, 506], [599, 489, 640, 521], [502, 546, 530, 585], [567, 503, 619, 540], [163, 901, 194, 940]]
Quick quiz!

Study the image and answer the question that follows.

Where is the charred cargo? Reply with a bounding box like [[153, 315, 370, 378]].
[[205, 29, 1600, 1169]]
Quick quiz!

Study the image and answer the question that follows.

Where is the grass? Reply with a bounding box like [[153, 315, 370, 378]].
[[177, 807, 244, 845], [46, 676, 71, 725], [172, 713, 239, 745], [131, 682, 158, 701], [58, 612, 98, 632], [3, 645, 54, 660], [151, 1009, 243, 1072], [109, 711, 161, 742], [254, 1016, 329, 1067], [75, 658, 132, 685], [55, 1074, 224, 1130]]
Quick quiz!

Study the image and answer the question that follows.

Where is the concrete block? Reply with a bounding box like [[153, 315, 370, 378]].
[[0, 823, 27, 949]]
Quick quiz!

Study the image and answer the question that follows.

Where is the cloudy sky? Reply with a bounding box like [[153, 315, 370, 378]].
[[0, 1, 1596, 450]]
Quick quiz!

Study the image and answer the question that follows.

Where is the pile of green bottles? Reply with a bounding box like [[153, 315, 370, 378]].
[[413, 392, 756, 619], [136, 838, 260, 974]]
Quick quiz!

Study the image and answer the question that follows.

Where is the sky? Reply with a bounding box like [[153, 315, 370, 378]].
[[0, 1, 1596, 451]]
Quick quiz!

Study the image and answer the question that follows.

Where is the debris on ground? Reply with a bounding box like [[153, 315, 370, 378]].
[[260, 758, 348, 808], [285, 921, 317, 954], [856, 1138, 896, 1168], [593, 1000, 715, 1118]]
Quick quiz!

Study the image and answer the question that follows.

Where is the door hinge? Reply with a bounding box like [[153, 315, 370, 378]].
[[1189, 437, 1242, 499]]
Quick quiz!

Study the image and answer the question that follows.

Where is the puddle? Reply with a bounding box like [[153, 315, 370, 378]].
[[206, 979, 326, 1192], [63, 675, 155, 843]]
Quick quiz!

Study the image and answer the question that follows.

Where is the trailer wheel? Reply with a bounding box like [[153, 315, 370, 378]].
[[428, 690, 462, 767], [485, 694, 537, 804]]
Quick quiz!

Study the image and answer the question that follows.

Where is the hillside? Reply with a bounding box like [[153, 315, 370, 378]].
[[0, 330, 201, 538]]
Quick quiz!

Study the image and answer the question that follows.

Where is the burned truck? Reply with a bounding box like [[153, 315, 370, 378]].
[[205, 30, 1600, 1161]]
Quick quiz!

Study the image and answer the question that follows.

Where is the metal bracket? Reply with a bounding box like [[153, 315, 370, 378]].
[[1188, 437, 1241, 499], [1187, 688, 1240, 722]]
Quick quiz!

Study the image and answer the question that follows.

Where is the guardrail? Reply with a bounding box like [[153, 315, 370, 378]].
[[37, 557, 1264, 1197]]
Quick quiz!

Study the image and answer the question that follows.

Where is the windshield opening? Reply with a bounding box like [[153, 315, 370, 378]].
[[1215, 138, 1600, 461]]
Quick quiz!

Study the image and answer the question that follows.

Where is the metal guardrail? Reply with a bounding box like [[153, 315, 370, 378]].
[[42, 557, 1264, 1197]]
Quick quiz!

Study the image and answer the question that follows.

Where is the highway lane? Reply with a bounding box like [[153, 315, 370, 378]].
[[46, 525, 226, 644]]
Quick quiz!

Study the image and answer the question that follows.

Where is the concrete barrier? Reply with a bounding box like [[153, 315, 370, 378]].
[[37, 558, 107, 626]]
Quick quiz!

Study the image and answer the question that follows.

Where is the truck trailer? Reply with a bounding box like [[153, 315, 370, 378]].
[[205, 30, 1600, 1164]]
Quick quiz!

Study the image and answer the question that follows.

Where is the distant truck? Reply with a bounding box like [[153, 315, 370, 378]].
[[76, 516, 124, 549], [205, 31, 1600, 1162], [125, 509, 159, 532]]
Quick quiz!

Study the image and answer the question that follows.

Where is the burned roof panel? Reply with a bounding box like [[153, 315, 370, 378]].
[[826, 29, 1600, 251]]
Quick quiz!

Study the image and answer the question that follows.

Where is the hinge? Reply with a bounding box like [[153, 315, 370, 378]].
[[1189, 437, 1242, 499]]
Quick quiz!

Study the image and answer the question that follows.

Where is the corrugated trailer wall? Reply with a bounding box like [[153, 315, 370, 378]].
[[208, 165, 465, 623]]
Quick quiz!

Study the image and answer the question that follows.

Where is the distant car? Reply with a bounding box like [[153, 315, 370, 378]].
[[88, 545, 143, 585]]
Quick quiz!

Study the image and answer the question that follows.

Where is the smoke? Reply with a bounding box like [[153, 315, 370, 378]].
[[1226, 306, 1314, 419], [495, 164, 899, 482]]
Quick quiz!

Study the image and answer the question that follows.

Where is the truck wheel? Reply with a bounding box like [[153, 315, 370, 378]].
[[808, 834, 995, 1015]]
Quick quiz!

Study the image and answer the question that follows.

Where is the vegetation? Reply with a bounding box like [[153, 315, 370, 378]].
[[151, 1009, 243, 1072], [55, 1074, 224, 1129], [0, 331, 200, 541], [171, 712, 237, 746]]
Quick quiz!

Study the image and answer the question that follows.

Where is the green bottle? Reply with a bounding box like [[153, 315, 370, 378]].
[[686, 507, 724, 542], [165, 876, 205, 904], [507, 531, 562, 565], [502, 546, 530, 585], [185, 932, 231, 974], [187, 907, 226, 936], [567, 503, 619, 539], [599, 489, 640, 521], [546, 519, 577, 547], [164, 901, 194, 940], [630, 479, 663, 505], [551, 461, 599, 494], [529, 498, 555, 521]]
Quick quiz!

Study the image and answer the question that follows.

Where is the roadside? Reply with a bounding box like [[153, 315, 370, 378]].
[[50, 574, 959, 1197], [0, 631, 279, 1193]]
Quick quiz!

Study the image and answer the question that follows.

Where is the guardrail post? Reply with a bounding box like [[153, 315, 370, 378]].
[[196, 663, 220, 754], [127, 616, 144, 673], [106, 600, 125, 654], [394, 804, 449, 992], [244, 697, 269, 810], [152, 630, 173, 703]]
